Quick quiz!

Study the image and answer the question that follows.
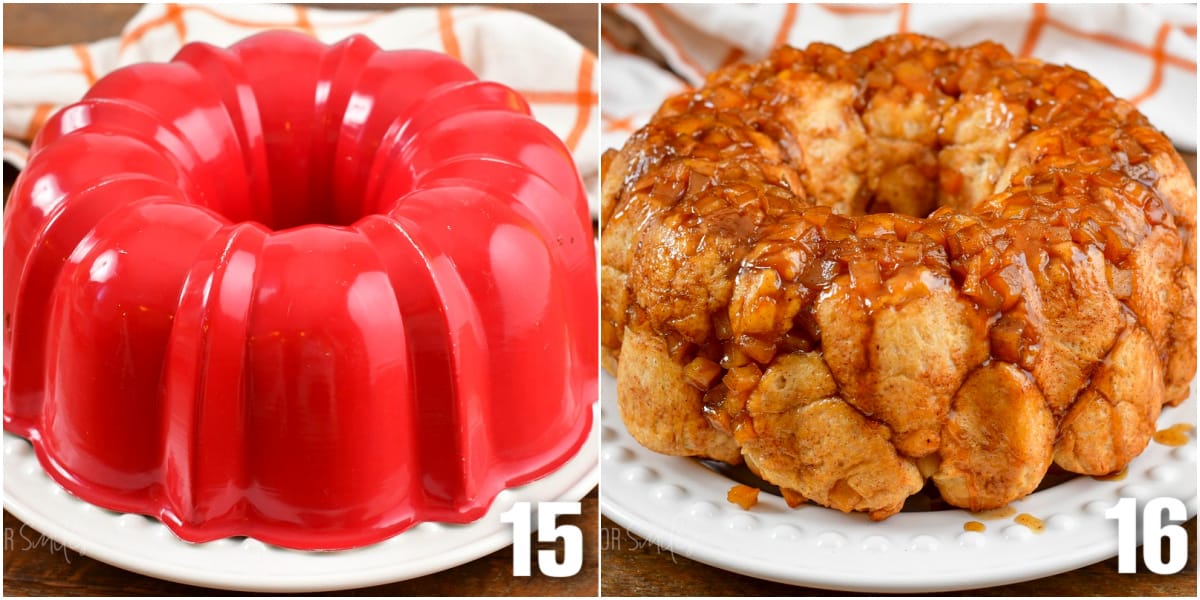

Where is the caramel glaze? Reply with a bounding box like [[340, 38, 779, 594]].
[[1015, 513, 1046, 533], [601, 34, 1196, 518], [1153, 423, 1195, 447], [963, 521, 986, 533]]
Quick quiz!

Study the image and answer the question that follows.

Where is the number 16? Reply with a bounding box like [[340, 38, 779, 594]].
[[1105, 497, 1188, 575]]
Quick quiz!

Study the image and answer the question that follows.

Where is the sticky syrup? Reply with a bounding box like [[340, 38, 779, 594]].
[[1015, 513, 1045, 534], [1153, 423, 1194, 447]]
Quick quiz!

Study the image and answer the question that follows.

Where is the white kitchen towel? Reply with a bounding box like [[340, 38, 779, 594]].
[[3, 3, 600, 215], [602, 3, 1197, 153]]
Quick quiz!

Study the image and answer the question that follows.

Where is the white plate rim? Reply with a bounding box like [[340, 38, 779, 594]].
[[599, 371, 1197, 593], [3, 403, 599, 593]]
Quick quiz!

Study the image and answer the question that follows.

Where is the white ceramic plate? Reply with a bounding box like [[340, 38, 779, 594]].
[[3, 403, 598, 593], [600, 372, 1197, 593]]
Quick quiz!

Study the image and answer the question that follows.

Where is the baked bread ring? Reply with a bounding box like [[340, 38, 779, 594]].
[[601, 34, 1195, 519]]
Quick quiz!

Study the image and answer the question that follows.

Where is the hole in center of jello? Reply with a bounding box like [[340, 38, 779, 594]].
[[240, 118, 404, 231], [248, 151, 379, 232]]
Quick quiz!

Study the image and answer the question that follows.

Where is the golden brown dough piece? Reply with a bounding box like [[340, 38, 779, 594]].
[[1054, 325, 1165, 475], [602, 34, 1196, 518], [739, 352, 924, 520], [933, 362, 1055, 511], [616, 326, 741, 463]]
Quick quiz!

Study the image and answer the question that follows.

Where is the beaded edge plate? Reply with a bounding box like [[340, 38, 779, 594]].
[[3, 403, 599, 593], [599, 373, 1197, 593]]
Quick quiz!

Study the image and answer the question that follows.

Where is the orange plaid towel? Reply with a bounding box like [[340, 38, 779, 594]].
[[602, 3, 1197, 153], [3, 3, 599, 214]]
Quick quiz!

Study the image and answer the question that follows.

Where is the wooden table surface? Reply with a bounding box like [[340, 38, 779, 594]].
[[2, 3, 597, 597], [5, 2, 1199, 597], [597, 6, 1198, 597]]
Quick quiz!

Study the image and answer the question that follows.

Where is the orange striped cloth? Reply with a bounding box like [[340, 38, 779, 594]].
[[602, 3, 1197, 153], [3, 3, 600, 214]]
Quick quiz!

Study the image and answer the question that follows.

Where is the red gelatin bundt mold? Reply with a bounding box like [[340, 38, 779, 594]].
[[3, 31, 597, 550]]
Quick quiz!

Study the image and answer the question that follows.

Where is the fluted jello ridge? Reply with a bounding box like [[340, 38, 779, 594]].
[[601, 33, 1195, 519], [4, 31, 596, 550]]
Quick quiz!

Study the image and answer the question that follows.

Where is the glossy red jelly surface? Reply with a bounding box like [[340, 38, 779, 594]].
[[3, 31, 597, 550]]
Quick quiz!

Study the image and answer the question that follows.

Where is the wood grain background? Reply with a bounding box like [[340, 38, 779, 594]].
[[3, 2, 1198, 597], [2, 3, 597, 596]]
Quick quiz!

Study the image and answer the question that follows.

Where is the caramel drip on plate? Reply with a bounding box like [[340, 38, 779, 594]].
[[1153, 423, 1195, 447], [1015, 513, 1045, 533]]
